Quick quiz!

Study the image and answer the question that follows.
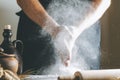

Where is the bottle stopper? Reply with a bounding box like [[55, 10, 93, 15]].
[[4, 25, 11, 30]]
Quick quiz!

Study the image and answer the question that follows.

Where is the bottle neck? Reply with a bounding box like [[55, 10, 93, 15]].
[[3, 29, 12, 43], [3, 37, 12, 45], [4, 34, 11, 39], [1, 29, 13, 49]]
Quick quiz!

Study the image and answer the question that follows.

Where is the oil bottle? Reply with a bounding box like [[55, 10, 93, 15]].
[[0, 25, 23, 74]]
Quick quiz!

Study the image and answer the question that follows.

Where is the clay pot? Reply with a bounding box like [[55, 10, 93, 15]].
[[0, 51, 19, 73]]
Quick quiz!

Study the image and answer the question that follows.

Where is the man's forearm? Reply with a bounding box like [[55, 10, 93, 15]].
[[55, 0, 111, 39], [17, 0, 58, 28], [17, 0, 60, 37], [73, 0, 111, 38]]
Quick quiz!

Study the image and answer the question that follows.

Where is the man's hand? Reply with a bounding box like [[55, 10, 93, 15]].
[[53, 26, 76, 66]]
